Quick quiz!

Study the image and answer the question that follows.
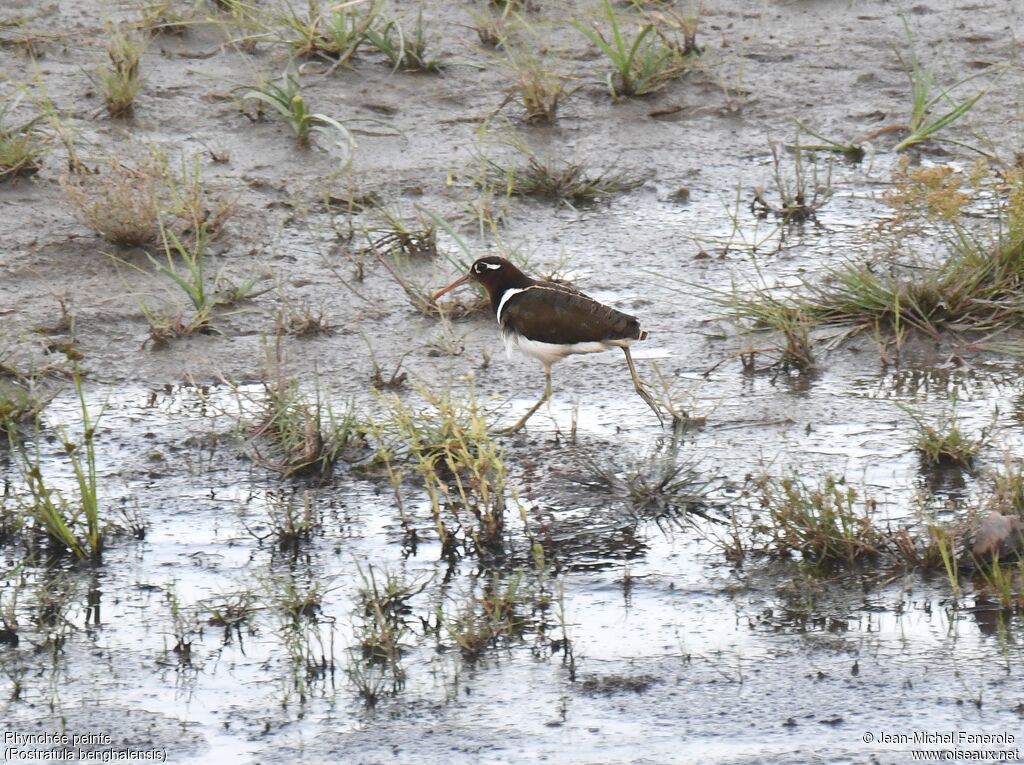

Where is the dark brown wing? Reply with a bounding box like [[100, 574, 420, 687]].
[[502, 284, 644, 344]]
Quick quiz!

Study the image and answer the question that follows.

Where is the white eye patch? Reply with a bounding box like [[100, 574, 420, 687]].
[[474, 262, 502, 273]]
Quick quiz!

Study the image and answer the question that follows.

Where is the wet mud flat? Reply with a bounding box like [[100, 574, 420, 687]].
[[2, 0, 1024, 763]]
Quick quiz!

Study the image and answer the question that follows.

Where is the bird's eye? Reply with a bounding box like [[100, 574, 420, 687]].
[[474, 262, 485, 273]]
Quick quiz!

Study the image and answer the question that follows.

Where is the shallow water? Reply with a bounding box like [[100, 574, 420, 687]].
[[3, 376, 1024, 764]]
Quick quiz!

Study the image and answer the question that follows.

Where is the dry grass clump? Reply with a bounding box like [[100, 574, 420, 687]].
[[161, 153, 236, 240], [143, 309, 210, 346], [375, 243, 489, 319], [60, 152, 234, 247], [883, 157, 978, 225], [0, 126, 44, 180], [505, 51, 571, 124], [248, 377, 366, 479], [236, 344, 368, 478], [474, 7, 513, 49], [361, 204, 437, 260], [60, 160, 160, 246], [275, 302, 335, 337], [136, 0, 199, 35]]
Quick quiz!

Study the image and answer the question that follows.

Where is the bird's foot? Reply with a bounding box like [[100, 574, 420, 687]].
[[493, 415, 531, 436], [634, 384, 667, 427]]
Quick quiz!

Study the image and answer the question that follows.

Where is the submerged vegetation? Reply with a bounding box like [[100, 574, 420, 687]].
[[586, 422, 720, 529], [373, 383, 509, 561], [6, 375, 104, 560], [904, 403, 988, 467], [749, 474, 886, 568]]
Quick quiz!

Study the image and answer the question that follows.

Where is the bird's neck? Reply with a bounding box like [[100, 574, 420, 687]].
[[487, 274, 535, 314]]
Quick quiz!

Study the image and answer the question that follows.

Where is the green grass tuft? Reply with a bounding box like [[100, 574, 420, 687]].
[[97, 24, 145, 117], [8, 374, 104, 560], [0, 91, 46, 181], [573, 0, 698, 98], [242, 70, 354, 154], [364, 5, 444, 72], [373, 382, 508, 561], [751, 474, 886, 568], [488, 153, 645, 204]]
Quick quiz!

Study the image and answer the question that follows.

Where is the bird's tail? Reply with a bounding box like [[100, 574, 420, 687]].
[[637, 328, 649, 341]]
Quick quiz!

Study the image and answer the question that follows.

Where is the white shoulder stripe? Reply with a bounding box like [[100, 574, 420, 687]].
[[521, 283, 602, 308], [496, 287, 527, 326]]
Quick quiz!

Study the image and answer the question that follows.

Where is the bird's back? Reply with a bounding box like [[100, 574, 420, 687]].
[[499, 281, 646, 345]]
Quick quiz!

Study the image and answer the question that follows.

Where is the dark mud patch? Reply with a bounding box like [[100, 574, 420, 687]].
[[578, 672, 659, 695]]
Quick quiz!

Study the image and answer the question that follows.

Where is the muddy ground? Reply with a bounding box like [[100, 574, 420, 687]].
[[2, 0, 1024, 763]]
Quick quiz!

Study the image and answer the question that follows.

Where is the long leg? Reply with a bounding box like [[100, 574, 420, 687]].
[[622, 347, 665, 425], [500, 363, 552, 434]]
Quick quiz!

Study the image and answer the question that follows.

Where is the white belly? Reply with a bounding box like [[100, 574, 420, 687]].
[[502, 328, 626, 366]]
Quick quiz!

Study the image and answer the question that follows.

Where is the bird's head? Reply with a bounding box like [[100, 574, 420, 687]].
[[432, 256, 527, 302]]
